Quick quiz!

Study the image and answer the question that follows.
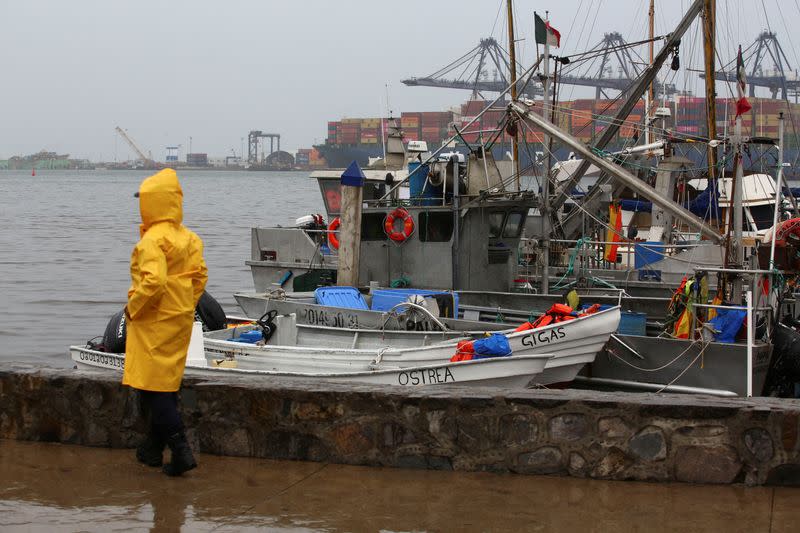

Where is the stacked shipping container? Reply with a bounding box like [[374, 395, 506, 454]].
[[674, 96, 800, 141], [294, 148, 326, 169], [322, 97, 800, 153]]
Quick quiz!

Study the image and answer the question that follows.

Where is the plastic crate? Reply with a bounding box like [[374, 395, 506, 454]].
[[618, 311, 647, 336], [314, 286, 369, 310]]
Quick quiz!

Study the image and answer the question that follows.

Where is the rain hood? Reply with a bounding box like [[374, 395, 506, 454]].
[[137, 168, 183, 233]]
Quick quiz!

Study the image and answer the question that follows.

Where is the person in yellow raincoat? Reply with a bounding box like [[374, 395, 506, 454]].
[[122, 168, 208, 476]]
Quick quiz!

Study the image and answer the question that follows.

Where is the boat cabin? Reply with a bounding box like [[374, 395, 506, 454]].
[[248, 155, 535, 293]]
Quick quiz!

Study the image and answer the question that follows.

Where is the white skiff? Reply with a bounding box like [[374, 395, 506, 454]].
[[204, 305, 621, 384], [69, 345, 551, 388]]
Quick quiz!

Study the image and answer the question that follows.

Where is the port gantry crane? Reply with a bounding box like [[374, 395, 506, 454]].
[[703, 32, 800, 101], [114, 126, 156, 169], [401, 33, 681, 100], [401, 37, 543, 99], [247, 130, 281, 165]]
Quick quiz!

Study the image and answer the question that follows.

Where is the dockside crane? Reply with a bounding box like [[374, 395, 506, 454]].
[[401, 34, 682, 100], [115, 126, 157, 169], [702, 32, 800, 101]]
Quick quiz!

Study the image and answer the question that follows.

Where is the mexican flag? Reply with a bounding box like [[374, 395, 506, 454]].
[[535, 12, 560, 48], [735, 44, 752, 118]]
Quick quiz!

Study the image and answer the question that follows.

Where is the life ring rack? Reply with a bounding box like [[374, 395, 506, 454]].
[[384, 207, 415, 243], [327, 217, 341, 249]]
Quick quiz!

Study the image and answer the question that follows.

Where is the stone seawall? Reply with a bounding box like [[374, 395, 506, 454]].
[[2, 363, 799, 486]]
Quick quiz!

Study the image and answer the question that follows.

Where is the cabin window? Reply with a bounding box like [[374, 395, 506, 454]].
[[320, 179, 388, 215], [319, 179, 342, 215], [488, 211, 505, 238], [363, 181, 388, 202], [503, 212, 525, 238], [361, 213, 388, 241], [418, 211, 454, 242], [748, 205, 776, 230]]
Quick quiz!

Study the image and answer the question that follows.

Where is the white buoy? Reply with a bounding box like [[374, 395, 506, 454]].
[[185, 321, 206, 368]]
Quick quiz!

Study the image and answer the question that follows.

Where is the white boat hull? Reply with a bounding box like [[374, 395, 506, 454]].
[[206, 306, 621, 384], [69, 346, 550, 388]]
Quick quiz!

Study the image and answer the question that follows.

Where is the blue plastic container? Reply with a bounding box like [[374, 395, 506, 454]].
[[314, 286, 369, 310], [618, 311, 647, 336], [408, 161, 441, 206], [370, 288, 459, 318], [231, 330, 263, 343]]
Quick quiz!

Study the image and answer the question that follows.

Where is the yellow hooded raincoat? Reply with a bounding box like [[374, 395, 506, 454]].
[[122, 169, 208, 392]]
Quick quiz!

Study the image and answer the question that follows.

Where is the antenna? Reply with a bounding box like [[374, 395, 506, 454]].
[[379, 94, 387, 162]]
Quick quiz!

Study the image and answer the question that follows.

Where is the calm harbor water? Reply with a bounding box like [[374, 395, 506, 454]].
[[0, 169, 322, 365]]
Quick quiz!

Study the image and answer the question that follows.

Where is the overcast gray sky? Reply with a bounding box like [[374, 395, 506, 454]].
[[1, 0, 797, 161]]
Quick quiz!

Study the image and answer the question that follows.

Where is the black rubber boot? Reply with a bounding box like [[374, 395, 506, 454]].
[[162, 432, 197, 477], [136, 433, 165, 467]]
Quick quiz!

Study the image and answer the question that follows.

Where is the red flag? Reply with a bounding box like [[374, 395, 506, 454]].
[[535, 13, 560, 48], [604, 204, 623, 263], [735, 45, 752, 118]]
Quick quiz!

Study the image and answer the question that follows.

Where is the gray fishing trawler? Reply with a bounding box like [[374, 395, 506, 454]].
[[232, 0, 800, 398]]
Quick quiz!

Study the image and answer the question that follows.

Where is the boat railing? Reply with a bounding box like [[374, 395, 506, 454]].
[[520, 238, 708, 273], [692, 291, 767, 397]]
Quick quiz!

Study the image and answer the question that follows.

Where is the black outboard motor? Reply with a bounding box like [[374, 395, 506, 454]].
[[102, 309, 127, 354], [194, 291, 227, 332], [100, 291, 228, 353]]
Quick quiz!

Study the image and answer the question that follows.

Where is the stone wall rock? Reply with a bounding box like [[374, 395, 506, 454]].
[[2, 363, 800, 486]]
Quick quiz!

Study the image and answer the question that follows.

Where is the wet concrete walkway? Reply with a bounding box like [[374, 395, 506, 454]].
[[1, 439, 798, 532]]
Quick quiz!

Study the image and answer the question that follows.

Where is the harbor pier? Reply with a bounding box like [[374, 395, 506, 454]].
[[1, 363, 799, 486]]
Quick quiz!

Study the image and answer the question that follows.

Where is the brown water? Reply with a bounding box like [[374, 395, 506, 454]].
[[1, 440, 797, 532]]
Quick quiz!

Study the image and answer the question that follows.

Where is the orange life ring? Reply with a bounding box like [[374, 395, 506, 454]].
[[384, 208, 415, 243], [328, 217, 341, 249], [773, 217, 800, 246]]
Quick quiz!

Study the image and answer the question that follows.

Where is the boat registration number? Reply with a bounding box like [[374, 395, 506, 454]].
[[78, 350, 125, 371], [299, 308, 359, 328]]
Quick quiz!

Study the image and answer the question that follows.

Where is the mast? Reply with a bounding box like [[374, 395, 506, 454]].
[[511, 100, 724, 242], [646, 0, 654, 146], [541, 11, 552, 295], [551, 0, 705, 211], [703, 0, 717, 176], [769, 112, 785, 270], [731, 97, 744, 302], [506, 0, 519, 190]]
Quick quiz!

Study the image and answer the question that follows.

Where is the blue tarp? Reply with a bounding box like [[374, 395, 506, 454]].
[[635, 241, 665, 268], [687, 180, 721, 219], [472, 333, 512, 358], [619, 180, 721, 220], [708, 308, 747, 343], [620, 199, 652, 212]]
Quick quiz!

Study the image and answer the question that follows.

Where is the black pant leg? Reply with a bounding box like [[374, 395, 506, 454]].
[[139, 390, 184, 440]]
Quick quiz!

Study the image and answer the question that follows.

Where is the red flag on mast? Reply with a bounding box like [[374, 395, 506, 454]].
[[534, 13, 560, 48], [735, 45, 752, 118]]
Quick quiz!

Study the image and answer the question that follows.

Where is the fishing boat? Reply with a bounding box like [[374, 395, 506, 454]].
[[69, 344, 552, 389], [73, 302, 620, 387], [200, 303, 620, 385]]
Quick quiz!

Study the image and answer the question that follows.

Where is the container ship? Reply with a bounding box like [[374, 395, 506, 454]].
[[312, 96, 800, 175], [0, 151, 92, 170]]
